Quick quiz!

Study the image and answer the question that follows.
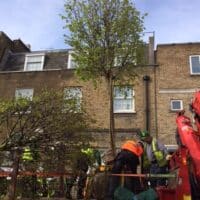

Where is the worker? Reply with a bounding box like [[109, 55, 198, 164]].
[[21, 146, 40, 198], [21, 146, 34, 171], [22, 147, 33, 161], [66, 147, 101, 199], [105, 140, 143, 200], [139, 130, 171, 187]]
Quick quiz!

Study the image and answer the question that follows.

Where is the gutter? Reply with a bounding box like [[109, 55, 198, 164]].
[[143, 75, 150, 132]]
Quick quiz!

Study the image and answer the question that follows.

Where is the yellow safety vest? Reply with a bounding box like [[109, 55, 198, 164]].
[[152, 138, 167, 167], [143, 138, 167, 168], [22, 147, 33, 161]]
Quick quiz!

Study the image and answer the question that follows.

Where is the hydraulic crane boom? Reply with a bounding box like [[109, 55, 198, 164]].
[[176, 112, 200, 178], [175, 91, 200, 200]]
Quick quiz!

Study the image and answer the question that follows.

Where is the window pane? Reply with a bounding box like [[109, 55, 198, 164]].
[[65, 88, 82, 98], [124, 99, 133, 110], [191, 56, 200, 73], [125, 87, 133, 98], [114, 99, 123, 111], [27, 56, 42, 63], [114, 86, 134, 112], [114, 86, 132, 98], [15, 89, 34, 100], [172, 101, 180, 109], [64, 87, 82, 110], [171, 100, 182, 110], [25, 54, 44, 71], [114, 87, 124, 98], [70, 58, 76, 69], [26, 63, 42, 71], [114, 99, 133, 111], [114, 56, 123, 67], [68, 53, 77, 69]]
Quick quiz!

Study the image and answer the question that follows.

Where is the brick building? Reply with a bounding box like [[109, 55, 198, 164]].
[[1, 31, 199, 148], [156, 43, 200, 144]]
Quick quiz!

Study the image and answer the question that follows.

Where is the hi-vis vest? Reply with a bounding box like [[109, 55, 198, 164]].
[[22, 147, 33, 161], [121, 140, 143, 157], [81, 148, 102, 166], [81, 148, 93, 156], [143, 138, 167, 168]]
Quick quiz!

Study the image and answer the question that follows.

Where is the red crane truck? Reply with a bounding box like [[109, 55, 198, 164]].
[[157, 91, 200, 200]]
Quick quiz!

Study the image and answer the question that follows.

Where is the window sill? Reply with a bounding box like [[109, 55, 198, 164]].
[[24, 69, 43, 72], [114, 111, 136, 114], [190, 73, 200, 76], [169, 110, 182, 113]]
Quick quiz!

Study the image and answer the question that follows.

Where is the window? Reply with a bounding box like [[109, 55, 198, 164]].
[[114, 86, 135, 113], [64, 87, 82, 110], [67, 51, 76, 69], [15, 89, 34, 114], [114, 50, 136, 67], [15, 88, 34, 100], [189, 55, 200, 74], [114, 56, 123, 67], [24, 53, 45, 71], [170, 100, 183, 111]]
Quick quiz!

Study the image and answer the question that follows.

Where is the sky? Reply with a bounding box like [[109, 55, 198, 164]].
[[1, 0, 200, 51]]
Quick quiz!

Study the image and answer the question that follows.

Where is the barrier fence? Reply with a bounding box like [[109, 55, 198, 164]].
[[0, 149, 80, 199], [0, 150, 177, 199]]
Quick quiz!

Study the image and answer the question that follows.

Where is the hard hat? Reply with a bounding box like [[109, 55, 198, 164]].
[[139, 130, 150, 139]]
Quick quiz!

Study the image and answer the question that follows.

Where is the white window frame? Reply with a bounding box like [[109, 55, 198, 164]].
[[114, 86, 135, 113], [170, 100, 183, 111], [64, 87, 82, 110], [24, 53, 45, 71], [67, 51, 76, 69], [15, 88, 34, 100], [189, 55, 200, 75]]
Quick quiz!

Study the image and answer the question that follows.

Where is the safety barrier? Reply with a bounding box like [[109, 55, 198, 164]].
[[0, 171, 73, 177]]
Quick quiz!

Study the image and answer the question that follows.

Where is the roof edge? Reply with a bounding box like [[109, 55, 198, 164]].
[[157, 41, 200, 47]]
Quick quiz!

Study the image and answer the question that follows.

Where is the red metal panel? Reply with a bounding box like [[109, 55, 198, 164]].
[[156, 187, 176, 200]]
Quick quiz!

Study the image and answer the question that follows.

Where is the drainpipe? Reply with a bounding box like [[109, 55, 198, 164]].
[[143, 75, 150, 132]]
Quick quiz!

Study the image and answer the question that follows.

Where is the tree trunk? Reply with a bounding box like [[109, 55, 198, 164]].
[[8, 149, 21, 200], [31, 175, 37, 199], [58, 149, 65, 197], [108, 77, 116, 156], [59, 175, 65, 197]]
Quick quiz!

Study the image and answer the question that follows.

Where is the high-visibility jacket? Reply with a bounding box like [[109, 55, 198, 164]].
[[22, 147, 33, 161], [152, 138, 167, 167], [143, 138, 167, 168], [81, 148, 93, 157], [81, 148, 102, 166], [121, 140, 143, 157]]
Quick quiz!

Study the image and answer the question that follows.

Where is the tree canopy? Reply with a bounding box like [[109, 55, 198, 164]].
[[62, 0, 147, 154], [63, 0, 146, 84], [0, 89, 92, 152], [0, 89, 93, 199]]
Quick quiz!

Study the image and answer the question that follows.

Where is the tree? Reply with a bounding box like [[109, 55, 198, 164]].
[[0, 89, 92, 200], [62, 0, 146, 155]]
